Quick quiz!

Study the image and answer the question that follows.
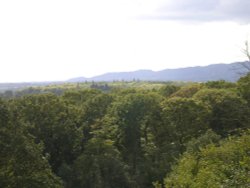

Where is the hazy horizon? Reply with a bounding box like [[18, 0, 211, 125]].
[[0, 61, 246, 83], [1, 0, 250, 82]]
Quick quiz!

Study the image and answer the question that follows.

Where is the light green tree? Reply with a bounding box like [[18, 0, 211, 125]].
[[163, 131, 250, 188]]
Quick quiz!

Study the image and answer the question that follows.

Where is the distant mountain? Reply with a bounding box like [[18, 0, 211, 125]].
[[0, 62, 248, 92], [68, 62, 249, 82], [67, 77, 88, 82]]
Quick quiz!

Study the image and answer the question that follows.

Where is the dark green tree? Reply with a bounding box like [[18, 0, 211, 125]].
[[170, 84, 202, 98], [194, 88, 250, 135], [12, 94, 82, 173], [71, 138, 132, 188], [159, 84, 180, 97], [161, 97, 210, 154], [103, 92, 163, 187], [238, 73, 250, 105], [0, 99, 62, 188]]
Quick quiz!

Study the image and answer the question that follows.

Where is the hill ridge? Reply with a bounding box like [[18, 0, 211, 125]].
[[68, 62, 248, 82]]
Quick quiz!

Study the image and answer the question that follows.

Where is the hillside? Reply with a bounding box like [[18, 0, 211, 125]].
[[1, 62, 248, 92], [68, 62, 248, 82]]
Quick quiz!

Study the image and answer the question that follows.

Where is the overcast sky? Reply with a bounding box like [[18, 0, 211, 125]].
[[0, 0, 250, 82]]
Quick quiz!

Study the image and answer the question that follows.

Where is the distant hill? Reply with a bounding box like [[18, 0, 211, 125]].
[[1, 62, 248, 92], [67, 77, 88, 83], [68, 62, 249, 82]]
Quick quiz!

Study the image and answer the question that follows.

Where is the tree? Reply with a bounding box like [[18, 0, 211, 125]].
[[12, 94, 82, 174], [204, 80, 236, 89], [194, 88, 250, 135], [161, 97, 210, 153], [102, 92, 163, 187], [110, 93, 161, 173], [62, 89, 101, 106], [235, 40, 250, 75], [240, 40, 250, 72], [170, 84, 203, 98], [163, 131, 250, 188], [80, 93, 113, 142], [159, 84, 180, 98], [0, 99, 62, 188], [0, 127, 63, 188], [147, 97, 211, 185], [71, 138, 132, 188], [238, 73, 250, 105]]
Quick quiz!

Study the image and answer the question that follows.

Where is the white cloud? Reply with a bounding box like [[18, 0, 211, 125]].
[[151, 0, 250, 23], [0, 0, 249, 82]]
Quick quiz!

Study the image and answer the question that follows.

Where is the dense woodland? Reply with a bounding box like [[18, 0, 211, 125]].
[[0, 74, 250, 188]]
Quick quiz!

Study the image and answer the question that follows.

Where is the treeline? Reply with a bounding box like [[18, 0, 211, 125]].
[[0, 75, 250, 188], [0, 81, 178, 98]]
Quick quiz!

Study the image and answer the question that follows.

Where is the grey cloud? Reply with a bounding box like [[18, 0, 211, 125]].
[[153, 0, 250, 23]]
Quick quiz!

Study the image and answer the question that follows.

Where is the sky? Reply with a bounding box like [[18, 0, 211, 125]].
[[0, 0, 250, 82]]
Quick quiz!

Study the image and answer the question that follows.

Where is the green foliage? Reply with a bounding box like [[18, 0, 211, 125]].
[[62, 89, 101, 106], [102, 92, 164, 187], [185, 129, 221, 153], [0, 79, 249, 188], [0, 100, 62, 188], [170, 84, 202, 98], [12, 94, 82, 173], [0, 99, 9, 126], [205, 80, 236, 89], [163, 131, 250, 188], [109, 93, 162, 171], [0, 129, 63, 188], [238, 73, 250, 104], [194, 88, 250, 135], [159, 84, 180, 97], [80, 93, 114, 142], [161, 97, 210, 153], [146, 97, 211, 185], [71, 138, 131, 188]]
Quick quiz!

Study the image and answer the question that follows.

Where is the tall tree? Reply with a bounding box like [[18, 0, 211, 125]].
[[0, 99, 62, 188], [103, 92, 163, 186], [161, 97, 210, 153], [12, 94, 82, 173], [194, 88, 250, 135], [71, 138, 131, 188]]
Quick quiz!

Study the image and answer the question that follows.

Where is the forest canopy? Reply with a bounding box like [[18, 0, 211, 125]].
[[0, 74, 250, 188]]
